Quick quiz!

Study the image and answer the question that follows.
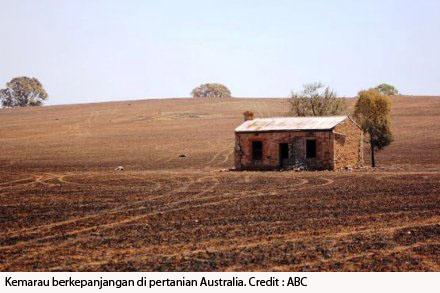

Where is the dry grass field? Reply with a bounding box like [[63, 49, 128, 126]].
[[0, 96, 439, 271]]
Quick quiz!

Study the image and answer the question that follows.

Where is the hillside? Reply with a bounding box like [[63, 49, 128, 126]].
[[0, 96, 439, 271], [1, 96, 440, 171]]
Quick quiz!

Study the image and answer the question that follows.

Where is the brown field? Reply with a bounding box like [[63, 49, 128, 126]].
[[0, 96, 439, 271]]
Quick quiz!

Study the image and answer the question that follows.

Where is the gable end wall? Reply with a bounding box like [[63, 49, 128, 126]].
[[332, 118, 363, 169]]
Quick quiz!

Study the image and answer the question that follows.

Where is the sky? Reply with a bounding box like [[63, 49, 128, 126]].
[[1, 0, 440, 105]]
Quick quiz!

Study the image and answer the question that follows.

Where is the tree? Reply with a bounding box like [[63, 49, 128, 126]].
[[0, 77, 48, 108], [354, 89, 393, 167], [289, 82, 347, 116], [375, 83, 399, 96], [191, 83, 231, 98]]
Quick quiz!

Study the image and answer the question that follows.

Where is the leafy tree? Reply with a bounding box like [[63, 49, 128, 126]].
[[289, 82, 347, 116], [354, 89, 393, 167], [375, 83, 399, 96], [191, 83, 231, 98], [0, 77, 48, 108]]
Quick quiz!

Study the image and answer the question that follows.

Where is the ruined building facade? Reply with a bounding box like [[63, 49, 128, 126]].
[[234, 116, 363, 171]]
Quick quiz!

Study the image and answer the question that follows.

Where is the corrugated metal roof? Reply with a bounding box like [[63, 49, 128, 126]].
[[235, 116, 348, 132]]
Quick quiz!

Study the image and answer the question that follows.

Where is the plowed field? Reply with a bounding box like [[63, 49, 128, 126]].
[[0, 96, 439, 271]]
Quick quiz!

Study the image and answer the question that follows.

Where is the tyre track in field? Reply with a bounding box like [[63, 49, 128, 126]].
[[206, 145, 231, 166], [292, 178, 308, 186], [290, 239, 440, 271], [67, 216, 440, 272], [215, 142, 235, 167], [194, 212, 440, 259], [0, 177, 34, 187], [5, 184, 269, 262], [112, 216, 440, 271], [0, 173, 87, 192], [9, 195, 439, 271], [46, 191, 274, 271], [0, 174, 194, 241], [216, 149, 233, 167], [319, 177, 334, 187], [0, 173, 397, 271], [0, 174, 333, 240], [0, 175, 222, 251], [0, 176, 225, 269], [0, 174, 58, 191]]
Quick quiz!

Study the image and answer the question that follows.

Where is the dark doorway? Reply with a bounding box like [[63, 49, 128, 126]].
[[252, 141, 263, 161], [279, 143, 289, 168], [306, 139, 317, 158]]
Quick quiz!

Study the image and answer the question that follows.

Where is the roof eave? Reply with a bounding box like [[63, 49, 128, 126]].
[[235, 128, 334, 133]]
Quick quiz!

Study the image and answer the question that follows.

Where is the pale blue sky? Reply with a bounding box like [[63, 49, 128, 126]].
[[1, 0, 439, 105]]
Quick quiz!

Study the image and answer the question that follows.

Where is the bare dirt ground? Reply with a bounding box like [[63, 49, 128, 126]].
[[0, 96, 439, 271]]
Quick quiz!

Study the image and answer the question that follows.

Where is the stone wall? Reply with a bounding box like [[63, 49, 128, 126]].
[[234, 117, 364, 171], [235, 130, 334, 170], [333, 118, 364, 169]]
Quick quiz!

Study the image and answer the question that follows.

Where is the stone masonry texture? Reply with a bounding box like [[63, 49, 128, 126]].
[[234, 117, 363, 171]]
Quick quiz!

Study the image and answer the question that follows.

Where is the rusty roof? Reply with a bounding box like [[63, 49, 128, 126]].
[[235, 116, 348, 133]]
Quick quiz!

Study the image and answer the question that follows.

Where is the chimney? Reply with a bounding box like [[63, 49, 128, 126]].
[[243, 111, 254, 121]]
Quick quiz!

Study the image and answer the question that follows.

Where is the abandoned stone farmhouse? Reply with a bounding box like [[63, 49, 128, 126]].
[[234, 114, 363, 171]]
